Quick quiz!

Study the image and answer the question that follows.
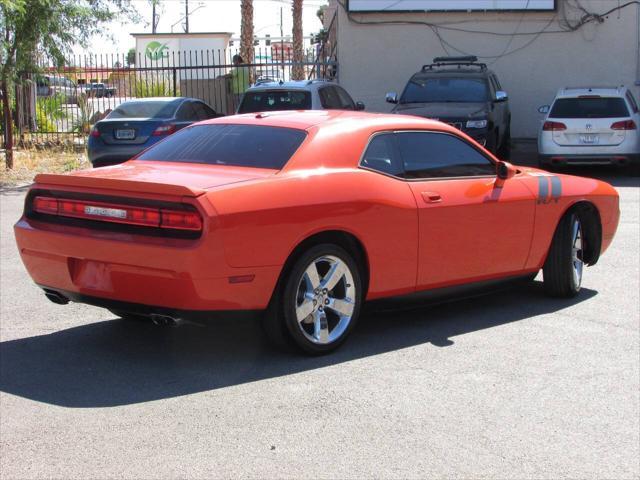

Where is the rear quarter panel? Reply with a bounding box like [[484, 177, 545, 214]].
[[207, 169, 419, 300]]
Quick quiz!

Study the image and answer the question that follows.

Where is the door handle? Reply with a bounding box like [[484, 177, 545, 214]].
[[421, 191, 442, 203]]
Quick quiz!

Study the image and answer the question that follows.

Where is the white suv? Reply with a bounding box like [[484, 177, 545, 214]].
[[538, 86, 639, 170]]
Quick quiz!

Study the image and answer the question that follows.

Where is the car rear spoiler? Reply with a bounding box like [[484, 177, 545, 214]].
[[33, 173, 207, 198]]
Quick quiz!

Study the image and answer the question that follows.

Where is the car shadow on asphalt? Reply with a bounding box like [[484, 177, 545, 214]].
[[0, 281, 597, 408]]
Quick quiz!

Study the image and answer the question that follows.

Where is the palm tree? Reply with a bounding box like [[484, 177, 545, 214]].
[[291, 0, 304, 80], [240, 0, 254, 68]]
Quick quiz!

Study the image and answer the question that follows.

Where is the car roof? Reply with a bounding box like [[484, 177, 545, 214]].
[[247, 79, 334, 92], [412, 68, 492, 80], [555, 86, 628, 98], [200, 109, 456, 133]]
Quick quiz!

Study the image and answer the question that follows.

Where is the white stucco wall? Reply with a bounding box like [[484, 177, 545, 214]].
[[335, 0, 640, 137], [134, 33, 232, 79]]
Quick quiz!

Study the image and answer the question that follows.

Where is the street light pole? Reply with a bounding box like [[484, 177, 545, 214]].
[[185, 0, 189, 33]]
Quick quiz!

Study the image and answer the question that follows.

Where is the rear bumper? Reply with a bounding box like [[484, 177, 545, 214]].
[[40, 287, 262, 321], [14, 217, 281, 312], [539, 153, 640, 167]]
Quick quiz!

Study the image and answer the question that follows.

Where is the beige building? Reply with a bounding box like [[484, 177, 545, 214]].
[[329, 0, 640, 137]]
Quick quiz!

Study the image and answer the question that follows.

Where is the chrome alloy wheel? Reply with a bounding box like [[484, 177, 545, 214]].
[[294, 255, 356, 345], [571, 216, 584, 288]]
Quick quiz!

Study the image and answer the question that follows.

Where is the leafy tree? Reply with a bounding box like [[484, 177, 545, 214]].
[[126, 47, 136, 66], [0, 0, 138, 168]]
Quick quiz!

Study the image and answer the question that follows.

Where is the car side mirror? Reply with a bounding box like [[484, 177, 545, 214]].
[[538, 105, 550, 114], [355, 101, 365, 111], [385, 92, 398, 104], [495, 91, 508, 102], [496, 161, 517, 185]]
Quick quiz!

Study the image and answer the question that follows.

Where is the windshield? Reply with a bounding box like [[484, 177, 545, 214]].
[[107, 101, 179, 119], [549, 97, 630, 118], [238, 90, 312, 113], [136, 124, 307, 170], [401, 77, 489, 103]]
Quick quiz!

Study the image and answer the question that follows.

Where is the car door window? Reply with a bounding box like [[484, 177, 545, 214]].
[[176, 102, 198, 121], [361, 133, 403, 176], [335, 86, 356, 110], [396, 131, 495, 178], [319, 87, 342, 109]]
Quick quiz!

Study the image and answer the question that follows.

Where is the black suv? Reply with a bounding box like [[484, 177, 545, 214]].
[[386, 56, 511, 154]]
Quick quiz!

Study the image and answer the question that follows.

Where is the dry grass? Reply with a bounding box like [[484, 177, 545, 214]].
[[0, 149, 90, 187]]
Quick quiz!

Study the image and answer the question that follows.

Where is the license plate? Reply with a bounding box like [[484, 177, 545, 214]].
[[115, 129, 135, 140], [580, 134, 599, 144]]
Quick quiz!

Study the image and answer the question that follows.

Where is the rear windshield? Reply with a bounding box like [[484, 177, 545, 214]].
[[550, 97, 630, 118], [238, 90, 312, 113], [136, 124, 307, 170], [107, 101, 179, 119], [401, 77, 489, 103]]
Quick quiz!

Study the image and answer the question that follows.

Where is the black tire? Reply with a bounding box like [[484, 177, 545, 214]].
[[109, 309, 150, 322], [543, 212, 585, 298], [263, 244, 363, 355]]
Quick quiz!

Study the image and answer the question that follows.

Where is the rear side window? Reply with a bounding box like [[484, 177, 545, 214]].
[[334, 87, 356, 109], [361, 134, 402, 176], [136, 124, 307, 170], [176, 102, 198, 121], [238, 90, 311, 113], [550, 97, 630, 118], [319, 87, 343, 109], [108, 101, 179, 119], [396, 132, 495, 178]]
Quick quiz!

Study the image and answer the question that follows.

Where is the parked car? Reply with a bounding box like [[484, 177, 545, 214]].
[[386, 56, 510, 155], [36, 75, 78, 104], [537, 86, 639, 170], [15, 111, 619, 354], [88, 97, 221, 167], [84, 82, 116, 98], [236, 79, 365, 114]]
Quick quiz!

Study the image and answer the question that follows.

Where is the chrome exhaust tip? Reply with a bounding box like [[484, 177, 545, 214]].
[[43, 290, 70, 305]]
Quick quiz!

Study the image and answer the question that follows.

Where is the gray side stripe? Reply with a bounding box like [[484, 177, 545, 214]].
[[550, 176, 562, 201], [537, 177, 549, 204]]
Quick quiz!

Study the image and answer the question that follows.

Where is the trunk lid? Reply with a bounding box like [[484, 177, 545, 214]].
[[96, 118, 167, 145], [34, 160, 277, 198], [552, 117, 628, 147]]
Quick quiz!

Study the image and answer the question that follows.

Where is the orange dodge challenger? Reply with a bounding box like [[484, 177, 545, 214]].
[[14, 111, 619, 354]]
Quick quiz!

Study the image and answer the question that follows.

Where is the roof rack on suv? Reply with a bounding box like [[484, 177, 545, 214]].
[[422, 55, 487, 72], [306, 78, 330, 85]]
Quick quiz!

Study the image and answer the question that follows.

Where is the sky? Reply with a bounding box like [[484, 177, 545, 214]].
[[80, 0, 328, 55]]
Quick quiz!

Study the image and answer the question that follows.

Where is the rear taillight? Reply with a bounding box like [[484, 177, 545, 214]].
[[542, 121, 567, 131], [152, 124, 177, 136], [611, 120, 637, 130], [90, 127, 101, 137], [32, 196, 202, 232]]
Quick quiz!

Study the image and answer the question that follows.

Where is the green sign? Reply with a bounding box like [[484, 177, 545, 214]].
[[145, 41, 169, 61]]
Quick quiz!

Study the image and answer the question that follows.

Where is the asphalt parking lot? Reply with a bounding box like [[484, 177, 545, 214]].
[[1, 156, 638, 478]]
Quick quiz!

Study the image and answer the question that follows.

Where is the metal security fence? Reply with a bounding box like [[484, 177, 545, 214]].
[[8, 47, 337, 148]]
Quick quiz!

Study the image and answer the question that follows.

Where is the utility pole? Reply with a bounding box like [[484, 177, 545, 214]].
[[185, 0, 189, 33]]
